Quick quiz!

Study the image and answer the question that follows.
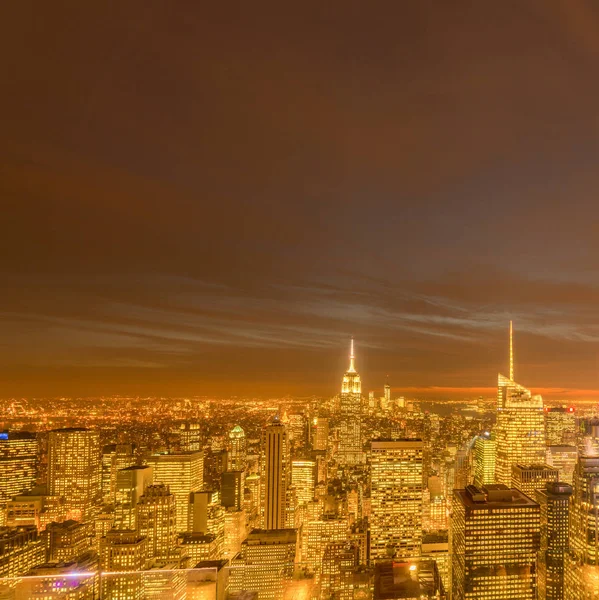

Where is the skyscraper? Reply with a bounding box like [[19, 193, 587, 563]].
[[0, 432, 37, 509], [545, 407, 576, 446], [114, 465, 153, 530], [291, 459, 316, 507], [473, 432, 496, 488], [536, 482, 572, 600], [546, 445, 577, 485], [495, 323, 546, 486], [370, 439, 423, 560], [451, 484, 540, 600], [147, 451, 203, 534], [338, 338, 363, 465], [229, 528, 297, 600], [228, 425, 247, 471], [564, 456, 599, 599], [137, 483, 178, 562], [262, 415, 290, 530], [511, 463, 558, 499], [48, 428, 101, 522], [311, 417, 329, 452]]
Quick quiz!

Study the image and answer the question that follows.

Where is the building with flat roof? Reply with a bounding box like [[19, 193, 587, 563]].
[[451, 484, 540, 599]]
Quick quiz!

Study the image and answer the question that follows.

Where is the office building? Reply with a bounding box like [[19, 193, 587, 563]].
[[495, 323, 546, 486], [100, 530, 147, 600], [0, 432, 37, 508], [451, 484, 540, 599], [229, 425, 247, 472], [148, 451, 203, 533], [48, 428, 101, 522], [311, 417, 329, 452], [536, 482, 572, 600], [137, 484, 178, 561], [101, 443, 136, 505], [262, 416, 290, 530], [302, 517, 348, 574], [43, 519, 91, 563], [0, 525, 45, 578], [223, 509, 247, 560], [564, 456, 599, 599], [114, 465, 153, 530], [511, 463, 558, 499], [222, 471, 244, 510], [321, 542, 359, 600], [546, 445, 577, 485], [545, 407, 576, 446], [338, 339, 363, 465], [370, 439, 423, 561], [179, 423, 202, 453], [229, 528, 297, 600], [473, 432, 495, 488], [291, 459, 316, 507]]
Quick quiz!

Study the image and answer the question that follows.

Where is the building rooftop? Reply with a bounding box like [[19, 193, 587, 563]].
[[374, 560, 443, 599], [245, 528, 297, 545], [456, 484, 539, 509]]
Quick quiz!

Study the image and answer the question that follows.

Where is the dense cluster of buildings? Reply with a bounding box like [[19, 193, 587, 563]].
[[0, 326, 599, 598]]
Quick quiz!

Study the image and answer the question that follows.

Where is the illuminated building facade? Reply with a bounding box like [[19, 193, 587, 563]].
[[137, 483, 178, 561], [370, 439, 423, 560], [102, 443, 136, 505], [43, 519, 91, 562], [536, 482, 572, 600], [179, 423, 202, 452], [451, 484, 540, 600], [311, 417, 329, 452], [291, 459, 315, 507], [374, 559, 445, 600], [321, 542, 359, 600], [100, 530, 147, 600], [0, 432, 37, 510], [222, 470, 244, 510], [511, 463, 558, 499], [228, 425, 247, 472], [545, 407, 576, 446], [114, 465, 153, 530], [473, 432, 495, 488], [229, 528, 297, 600], [262, 416, 290, 530], [0, 525, 45, 578], [177, 532, 218, 564], [564, 456, 599, 599], [495, 376, 546, 486], [546, 445, 577, 485], [148, 451, 204, 533], [338, 339, 363, 465], [223, 509, 247, 560], [302, 517, 348, 574], [48, 428, 101, 522]]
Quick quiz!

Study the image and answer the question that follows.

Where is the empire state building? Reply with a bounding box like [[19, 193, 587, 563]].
[[338, 338, 363, 465]]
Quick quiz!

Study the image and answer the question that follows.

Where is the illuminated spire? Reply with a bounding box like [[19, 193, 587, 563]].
[[509, 320, 514, 381], [348, 337, 356, 373]]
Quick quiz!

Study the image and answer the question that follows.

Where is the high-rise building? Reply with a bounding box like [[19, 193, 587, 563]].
[[511, 463, 558, 499], [536, 482, 572, 600], [311, 418, 329, 452], [262, 416, 290, 530], [137, 483, 178, 562], [495, 324, 546, 485], [564, 456, 599, 599], [450, 484, 540, 600], [0, 525, 45, 578], [147, 451, 203, 533], [338, 339, 363, 465], [229, 528, 297, 600], [302, 516, 348, 575], [546, 445, 577, 485], [179, 423, 202, 452], [100, 530, 147, 600], [321, 542, 359, 600], [221, 471, 244, 510], [291, 459, 315, 508], [384, 380, 391, 409], [473, 432, 495, 488], [43, 519, 92, 562], [228, 425, 247, 471], [370, 439, 423, 560], [48, 428, 101, 522], [114, 465, 153, 530], [0, 432, 37, 511], [102, 443, 137, 505], [223, 509, 247, 560], [545, 407, 576, 446]]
